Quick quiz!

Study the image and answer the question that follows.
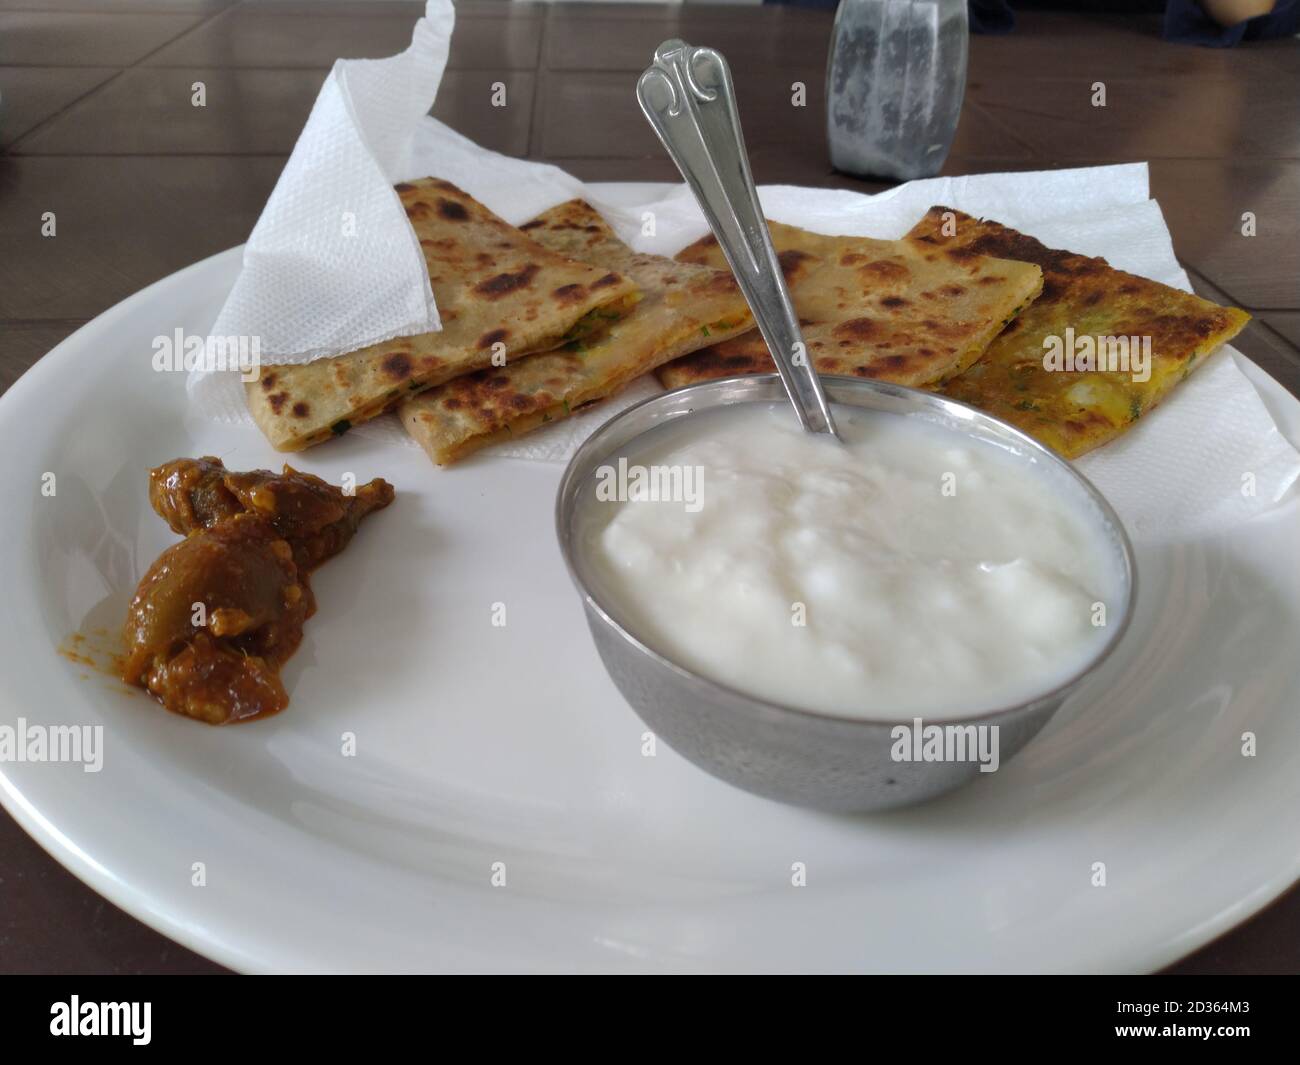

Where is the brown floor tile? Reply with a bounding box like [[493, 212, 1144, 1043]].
[[970, 75, 1299, 162], [0, 808, 227, 974], [534, 68, 1029, 167], [545, 8, 834, 73], [240, 0, 528, 15], [12, 66, 329, 154], [0, 11, 205, 66], [0, 155, 286, 319], [0, 1, 231, 11], [967, 11, 1281, 82], [1258, 312, 1300, 350], [534, 68, 810, 159], [938, 100, 1035, 161], [450, 9, 543, 70], [432, 70, 534, 157], [143, 4, 543, 70], [458, 0, 545, 14], [232, 1, 533, 15], [746, 143, 838, 188], [535, 65, 822, 160], [13, 65, 533, 157], [0, 66, 119, 147], [548, 1, 684, 19], [239, 0, 428, 13], [0, 319, 86, 394], [1151, 160, 1300, 310]]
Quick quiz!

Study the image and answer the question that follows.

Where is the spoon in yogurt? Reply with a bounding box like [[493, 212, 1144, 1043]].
[[637, 39, 840, 439]]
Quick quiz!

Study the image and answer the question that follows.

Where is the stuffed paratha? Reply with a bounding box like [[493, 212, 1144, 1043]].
[[246, 179, 638, 451], [657, 219, 1042, 390], [399, 199, 761, 465], [907, 207, 1251, 458]]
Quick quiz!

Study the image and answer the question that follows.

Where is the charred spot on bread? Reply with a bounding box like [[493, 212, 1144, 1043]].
[[474, 264, 540, 299]]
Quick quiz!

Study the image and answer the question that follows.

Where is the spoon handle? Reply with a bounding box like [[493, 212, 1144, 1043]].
[[637, 39, 839, 439]]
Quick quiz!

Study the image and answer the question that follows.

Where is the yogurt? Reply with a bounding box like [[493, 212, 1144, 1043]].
[[575, 402, 1125, 721]]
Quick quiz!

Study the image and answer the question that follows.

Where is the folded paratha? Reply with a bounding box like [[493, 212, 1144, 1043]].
[[399, 199, 761, 465], [657, 219, 1043, 390], [906, 207, 1251, 458], [246, 178, 639, 451]]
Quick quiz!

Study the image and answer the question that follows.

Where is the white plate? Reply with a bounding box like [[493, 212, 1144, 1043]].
[[2, 187, 1299, 974]]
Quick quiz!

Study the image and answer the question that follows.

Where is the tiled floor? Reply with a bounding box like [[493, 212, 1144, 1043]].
[[1, 0, 1298, 976], [15, 66, 330, 153], [1, 155, 288, 319], [1261, 311, 1300, 349], [0, 65, 118, 146], [970, 75, 1300, 161], [1150, 159, 1300, 309], [0, 10, 208, 65], [140, 4, 544, 68]]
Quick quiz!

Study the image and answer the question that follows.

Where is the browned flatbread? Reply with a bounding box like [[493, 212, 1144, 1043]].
[[246, 178, 638, 451], [907, 207, 1251, 458], [659, 318, 951, 391], [657, 219, 1042, 390], [399, 200, 761, 465]]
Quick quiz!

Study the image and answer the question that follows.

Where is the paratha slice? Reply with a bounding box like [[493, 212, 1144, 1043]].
[[399, 199, 760, 465], [906, 207, 1251, 458], [660, 317, 955, 390], [658, 219, 1042, 390], [246, 178, 639, 451]]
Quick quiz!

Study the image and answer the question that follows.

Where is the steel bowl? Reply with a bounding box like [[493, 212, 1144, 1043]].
[[556, 375, 1136, 812]]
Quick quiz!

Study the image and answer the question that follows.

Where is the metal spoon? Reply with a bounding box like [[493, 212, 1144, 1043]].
[[637, 39, 839, 439]]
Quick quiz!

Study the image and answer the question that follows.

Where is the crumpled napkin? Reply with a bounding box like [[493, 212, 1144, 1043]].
[[189, 0, 456, 419]]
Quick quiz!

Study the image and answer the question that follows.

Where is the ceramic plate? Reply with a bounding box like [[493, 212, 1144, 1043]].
[[1, 185, 1298, 973]]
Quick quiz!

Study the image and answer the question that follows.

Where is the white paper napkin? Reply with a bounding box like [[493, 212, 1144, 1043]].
[[188, 1, 1298, 545], [189, 0, 456, 419]]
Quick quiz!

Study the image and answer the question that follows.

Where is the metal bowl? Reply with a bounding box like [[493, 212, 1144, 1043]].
[[556, 375, 1137, 813]]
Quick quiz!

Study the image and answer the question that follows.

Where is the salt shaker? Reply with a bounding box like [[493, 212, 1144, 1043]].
[[826, 0, 969, 181]]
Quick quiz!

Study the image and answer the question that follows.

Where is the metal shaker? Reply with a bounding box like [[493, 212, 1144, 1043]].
[[826, 0, 970, 181]]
